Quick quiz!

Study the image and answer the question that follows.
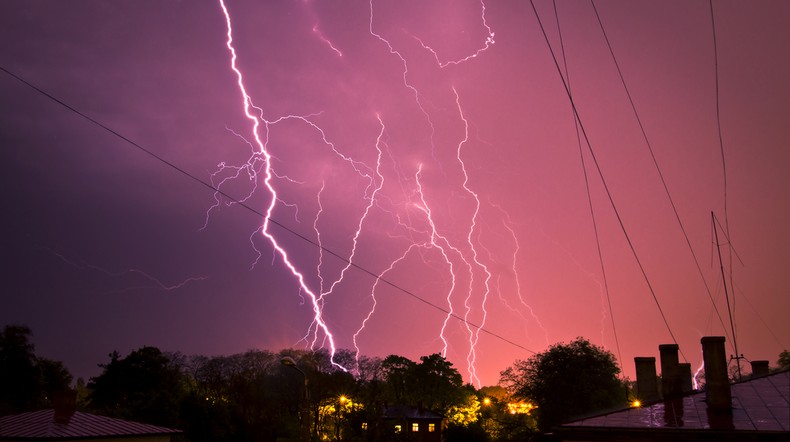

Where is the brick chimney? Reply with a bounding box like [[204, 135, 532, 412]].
[[750, 360, 770, 378], [659, 344, 681, 398], [701, 336, 731, 411], [678, 363, 693, 393], [634, 357, 659, 402], [53, 390, 77, 424]]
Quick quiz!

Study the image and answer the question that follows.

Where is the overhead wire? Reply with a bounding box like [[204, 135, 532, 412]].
[[527, 0, 687, 362], [588, 0, 733, 352], [0, 64, 538, 356], [552, 0, 623, 368], [709, 0, 740, 362]]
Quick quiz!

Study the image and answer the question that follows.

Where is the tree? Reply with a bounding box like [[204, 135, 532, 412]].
[[36, 358, 73, 402], [500, 337, 625, 431], [88, 346, 186, 427], [778, 350, 790, 371], [414, 353, 465, 412], [0, 324, 73, 414], [0, 325, 40, 414], [381, 354, 417, 406]]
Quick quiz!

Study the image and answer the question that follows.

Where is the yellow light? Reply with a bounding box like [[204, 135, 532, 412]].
[[339, 395, 347, 403], [631, 400, 642, 408], [483, 397, 491, 405], [506, 401, 536, 415]]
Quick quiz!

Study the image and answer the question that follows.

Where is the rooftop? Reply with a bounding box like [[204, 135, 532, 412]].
[[0, 409, 181, 439], [382, 405, 443, 420], [557, 370, 788, 439]]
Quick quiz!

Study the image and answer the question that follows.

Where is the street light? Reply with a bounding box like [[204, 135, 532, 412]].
[[281, 357, 310, 441]]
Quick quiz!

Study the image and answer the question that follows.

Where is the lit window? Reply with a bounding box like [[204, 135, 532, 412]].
[[428, 423, 436, 432], [394, 424, 401, 433], [412, 423, 419, 432], [361, 422, 368, 430]]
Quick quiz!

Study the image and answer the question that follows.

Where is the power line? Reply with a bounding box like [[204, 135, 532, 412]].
[[527, 0, 686, 361], [709, 0, 730, 236], [0, 64, 538, 356], [588, 0, 733, 352], [552, 0, 623, 368], [709, 0, 740, 359]]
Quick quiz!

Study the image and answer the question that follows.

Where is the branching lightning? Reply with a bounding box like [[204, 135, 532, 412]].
[[212, 0, 546, 384], [218, 0, 346, 370], [451, 86, 491, 386], [414, 0, 496, 68]]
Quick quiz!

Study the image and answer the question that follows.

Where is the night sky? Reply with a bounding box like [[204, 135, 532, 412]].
[[2, 0, 789, 387]]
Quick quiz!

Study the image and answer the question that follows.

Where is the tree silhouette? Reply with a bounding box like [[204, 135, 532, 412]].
[[88, 346, 186, 427], [0, 324, 73, 414], [500, 337, 625, 431]]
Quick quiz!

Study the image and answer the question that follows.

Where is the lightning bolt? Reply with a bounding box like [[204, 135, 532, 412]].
[[47, 249, 207, 293], [414, 164, 466, 358], [308, 115, 385, 347], [212, 1, 546, 385], [488, 201, 550, 345], [218, 0, 346, 370], [451, 86, 491, 387], [312, 25, 343, 57], [413, 0, 496, 68]]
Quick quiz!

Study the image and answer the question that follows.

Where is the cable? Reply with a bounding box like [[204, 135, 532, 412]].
[[709, 0, 729, 236], [552, 0, 623, 368], [589, 0, 733, 352], [709, 0, 739, 360], [0, 64, 537, 356], [527, 0, 686, 361]]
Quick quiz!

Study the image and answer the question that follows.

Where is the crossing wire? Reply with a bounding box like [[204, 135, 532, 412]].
[[0, 64, 538, 357], [527, 0, 687, 362]]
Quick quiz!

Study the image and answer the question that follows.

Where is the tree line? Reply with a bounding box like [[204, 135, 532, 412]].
[[5, 324, 786, 441]]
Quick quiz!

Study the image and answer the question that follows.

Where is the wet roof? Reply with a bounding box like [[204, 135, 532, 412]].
[[559, 370, 789, 434], [0, 409, 181, 439]]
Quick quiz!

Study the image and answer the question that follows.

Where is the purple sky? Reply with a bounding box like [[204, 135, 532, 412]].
[[2, 0, 789, 387]]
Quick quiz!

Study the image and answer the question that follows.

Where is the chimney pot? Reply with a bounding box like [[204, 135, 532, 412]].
[[701, 336, 732, 411], [634, 357, 659, 402], [53, 390, 77, 424], [678, 363, 693, 393], [659, 344, 681, 398], [750, 360, 770, 378]]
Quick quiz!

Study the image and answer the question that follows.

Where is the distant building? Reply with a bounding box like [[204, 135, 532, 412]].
[[554, 337, 789, 442], [366, 404, 443, 442], [0, 408, 182, 442]]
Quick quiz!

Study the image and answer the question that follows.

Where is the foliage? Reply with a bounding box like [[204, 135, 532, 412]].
[[7, 325, 631, 441], [445, 421, 489, 442], [0, 324, 73, 415], [379, 353, 466, 416], [778, 350, 790, 370], [477, 389, 538, 442], [0, 325, 40, 414], [36, 357, 73, 400], [88, 346, 186, 427], [446, 391, 480, 426], [499, 337, 625, 431]]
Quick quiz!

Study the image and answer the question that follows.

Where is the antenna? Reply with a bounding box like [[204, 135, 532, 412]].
[[711, 211, 743, 380]]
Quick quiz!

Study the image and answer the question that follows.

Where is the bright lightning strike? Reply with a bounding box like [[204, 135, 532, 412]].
[[211, 1, 549, 385], [218, 0, 346, 370]]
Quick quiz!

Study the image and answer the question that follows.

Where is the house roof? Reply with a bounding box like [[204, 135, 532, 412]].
[[555, 370, 789, 439], [382, 405, 443, 420], [0, 409, 181, 440]]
